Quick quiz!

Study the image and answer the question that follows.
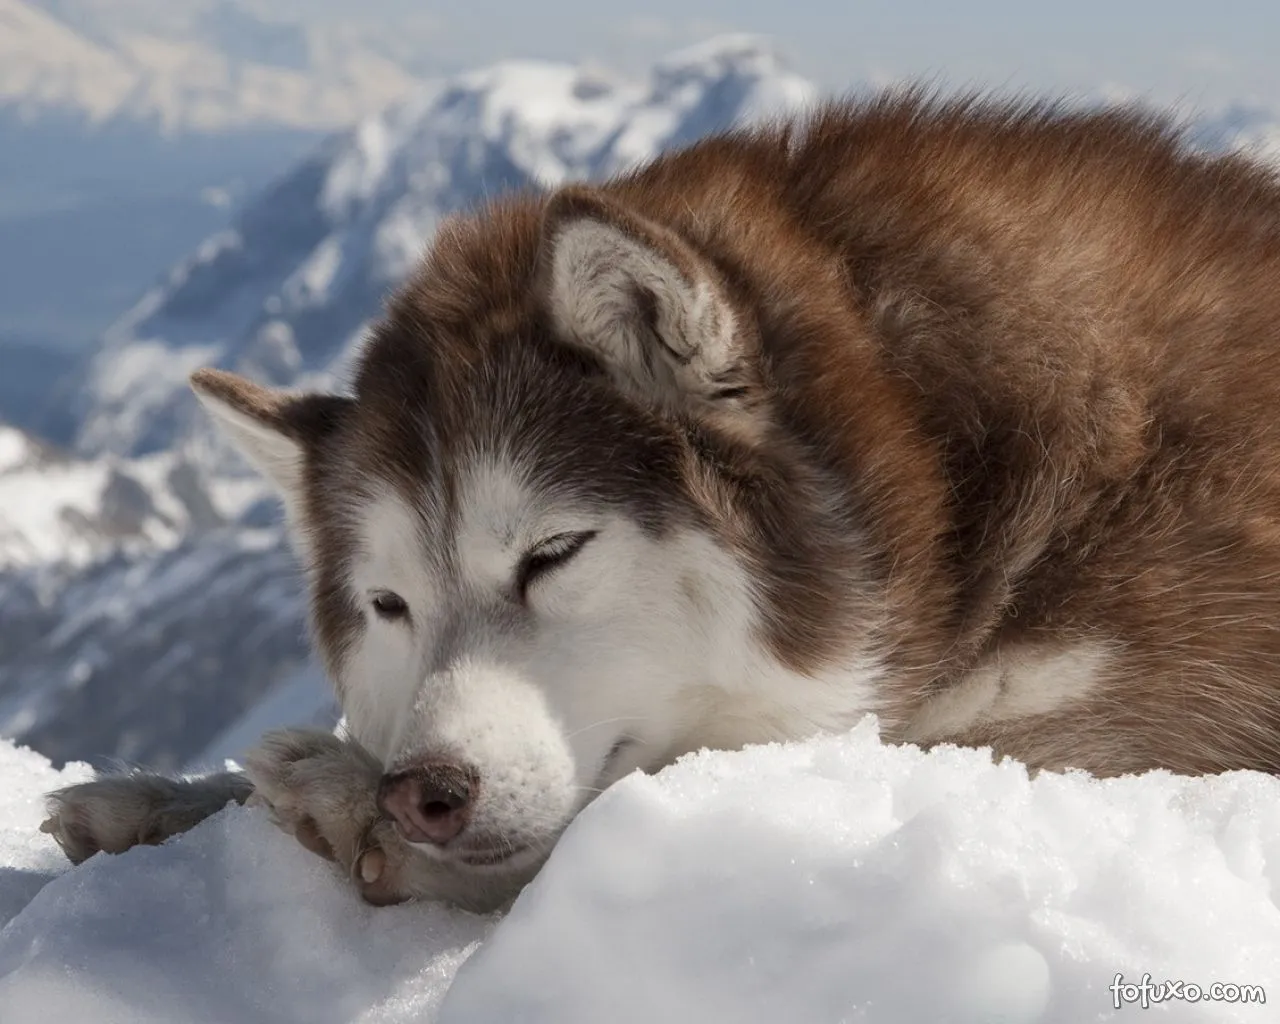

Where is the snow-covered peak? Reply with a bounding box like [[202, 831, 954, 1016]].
[[1195, 101, 1280, 163], [65, 39, 818, 464], [650, 32, 815, 114], [316, 59, 639, 223], [0, 422, 232, 571], [0, 426, 41, 474], [603, 36, 817, 176]]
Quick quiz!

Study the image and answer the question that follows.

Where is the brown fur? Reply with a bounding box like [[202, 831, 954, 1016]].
[[208, 91, 1280, 777]]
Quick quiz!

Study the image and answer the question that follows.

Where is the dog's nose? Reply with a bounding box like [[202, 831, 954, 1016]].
[[376, 762, 475, 845]]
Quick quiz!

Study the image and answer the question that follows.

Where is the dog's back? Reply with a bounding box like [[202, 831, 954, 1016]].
[[587, 95, 1280, 773]]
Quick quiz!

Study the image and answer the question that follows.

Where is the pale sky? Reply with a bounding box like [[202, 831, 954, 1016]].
[[270, 0, 1280, 111]]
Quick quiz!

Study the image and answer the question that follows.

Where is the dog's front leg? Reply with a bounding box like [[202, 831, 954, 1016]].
[[42, 770, 254, 864], [38, 733, 411, 905], [44, 730, 524, 909]]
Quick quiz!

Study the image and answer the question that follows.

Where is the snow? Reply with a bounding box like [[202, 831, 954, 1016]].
[[0, 781, 490, 1023], [74, 339, 221, 458], [0, 446, 203, 570], [2, 721, 1278, 1023], [0, 459, 107, 566], [0, 740, 91, 930], [0, 427, 30, 473], [321, 116, 398, 218], [281, 237, 347, 312]]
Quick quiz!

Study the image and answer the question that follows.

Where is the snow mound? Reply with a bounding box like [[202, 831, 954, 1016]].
[[0, 806, 489, 1024], [0, 740, 91, 930], [446, 719, 1280, 1022], [3, 722, 1279, 1023]]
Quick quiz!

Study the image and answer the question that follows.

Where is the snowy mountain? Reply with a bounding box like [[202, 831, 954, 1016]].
[[0, 524, 317, 770], [1, 37, 816, 771], [0, 421, 322, 771], [68, 35, 814, 462], [0, 424, 223, 571], [0, 0, 423, 132], [0, 0, 436, 394]]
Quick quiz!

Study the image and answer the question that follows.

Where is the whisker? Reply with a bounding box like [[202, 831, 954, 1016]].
[[565, 715, 652, 741]]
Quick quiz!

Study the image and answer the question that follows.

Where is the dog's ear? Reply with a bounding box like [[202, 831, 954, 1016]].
[[189, 368, 348, 498], [539, 187, 762, 427]]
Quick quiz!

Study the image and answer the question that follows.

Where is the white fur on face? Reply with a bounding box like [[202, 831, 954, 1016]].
[[341, 492, 438, 762], [335, 454, 888, 868]]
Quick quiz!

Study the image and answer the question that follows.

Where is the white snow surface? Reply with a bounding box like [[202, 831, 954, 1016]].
[[2, 719, 1278, 1023], [0, 740, 91, 930]]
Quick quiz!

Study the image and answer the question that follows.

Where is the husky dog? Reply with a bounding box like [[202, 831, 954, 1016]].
[[43, 93, 1280, 909]]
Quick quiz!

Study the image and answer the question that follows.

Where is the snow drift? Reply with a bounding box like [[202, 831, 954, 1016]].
[[2, 720, 1277, 1023]]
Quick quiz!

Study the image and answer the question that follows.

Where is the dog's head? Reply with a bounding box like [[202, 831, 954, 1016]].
[[193, 187, 881, 884]]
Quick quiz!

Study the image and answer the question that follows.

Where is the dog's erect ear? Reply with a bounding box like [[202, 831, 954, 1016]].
[[189, 368, 348, 497], [539, 187, 762, 424]]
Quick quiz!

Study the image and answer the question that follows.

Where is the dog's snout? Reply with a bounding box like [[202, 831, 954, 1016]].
[[377, 762, 475, 846]]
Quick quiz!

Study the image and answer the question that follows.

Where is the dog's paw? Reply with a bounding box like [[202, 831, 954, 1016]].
[[41, 771, 252, 864], [242, 728, 415, 906]]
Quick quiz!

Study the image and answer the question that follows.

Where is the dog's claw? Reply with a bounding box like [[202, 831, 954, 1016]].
[[359, 847, 385, 884]]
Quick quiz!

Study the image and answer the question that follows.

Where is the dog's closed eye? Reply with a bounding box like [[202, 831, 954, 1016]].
[[517, 531, 597, 599]]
